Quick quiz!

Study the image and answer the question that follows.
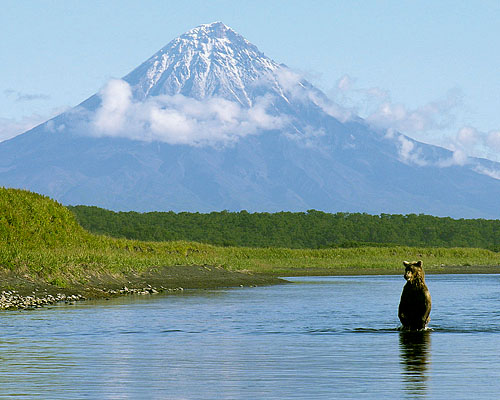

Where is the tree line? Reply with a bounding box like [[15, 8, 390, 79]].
[[67, 206, 500, 250]]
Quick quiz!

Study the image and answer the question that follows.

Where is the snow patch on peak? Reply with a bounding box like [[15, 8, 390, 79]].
[[123, 22, 282, 107], [185, 21, 235, 39]]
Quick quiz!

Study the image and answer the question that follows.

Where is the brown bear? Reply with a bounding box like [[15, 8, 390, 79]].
[[398, 260, 432, 330]]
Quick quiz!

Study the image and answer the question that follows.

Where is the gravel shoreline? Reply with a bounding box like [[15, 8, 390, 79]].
[[0, 290, 85, 310], [0, 286, 191, 310], [0, 265, 285, 310]]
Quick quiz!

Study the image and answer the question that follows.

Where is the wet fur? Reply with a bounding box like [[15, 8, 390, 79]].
[[398, 260, 432, 330]]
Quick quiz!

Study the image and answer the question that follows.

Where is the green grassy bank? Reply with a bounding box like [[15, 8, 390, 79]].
[[1, 188, 500, 297]]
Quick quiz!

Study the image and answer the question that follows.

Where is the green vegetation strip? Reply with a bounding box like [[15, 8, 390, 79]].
[[1, 188, 500, 299], [70, 206, 500, 250]]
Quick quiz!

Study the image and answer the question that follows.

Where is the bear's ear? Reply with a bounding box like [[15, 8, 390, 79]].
[[415, 260, 423, 267], [403, 261, 410, 267]]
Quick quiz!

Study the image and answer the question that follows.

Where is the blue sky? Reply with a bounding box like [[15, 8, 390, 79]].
[[2, 0, 500, 160]]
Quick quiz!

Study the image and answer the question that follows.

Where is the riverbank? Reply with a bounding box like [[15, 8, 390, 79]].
[[2, 188, 500, 310], [0, 265, 285, 310]]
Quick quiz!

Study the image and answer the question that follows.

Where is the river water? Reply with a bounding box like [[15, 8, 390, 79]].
[[1, 274, 500, 399]]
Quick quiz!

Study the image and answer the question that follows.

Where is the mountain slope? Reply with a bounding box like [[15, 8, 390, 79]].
[[1, 22, 500, 218]]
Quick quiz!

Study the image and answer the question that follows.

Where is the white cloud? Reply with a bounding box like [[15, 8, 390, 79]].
[[366, 90, 461, 134], [272, 69, 353, 122], [437, 126, 500, 164], [486, 130, 500, 152], [396, 134, 471, 168], [437, 148, 469, 167], [274, 68, 305, 96], [91, 79, 288, 146], [329, 76, 466, 136], [309, 92, 353, 123], [456, 126, 479, 147], [326, 75, 500, 165], [397, 135, 427, 166], [385, 128, 396, 139], [474, 165, 500, 180], [331, 75, 463, 135], [93, 79, 132, 134], [326, 75, 464, 137], [398, 135, 414, 161], [431, 126, 474, 167], [452, 149, 469, 166]]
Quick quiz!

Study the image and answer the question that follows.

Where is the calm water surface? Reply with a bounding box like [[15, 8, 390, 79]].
[[1, 274, 500, 399]]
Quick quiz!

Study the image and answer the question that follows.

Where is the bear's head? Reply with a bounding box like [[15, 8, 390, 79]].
[[403, 260, 425, 283]]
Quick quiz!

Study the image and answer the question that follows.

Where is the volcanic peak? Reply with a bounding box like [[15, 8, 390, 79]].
[[123, 22, 280, 105]]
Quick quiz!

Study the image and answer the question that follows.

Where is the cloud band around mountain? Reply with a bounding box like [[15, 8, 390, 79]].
[[86, 74, 500, 176], [91, 79, 287, 146]]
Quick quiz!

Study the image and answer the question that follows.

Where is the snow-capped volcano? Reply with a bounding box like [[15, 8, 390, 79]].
[[124, 22, 284, 106], [83, 22, 324, 146], [2, 22, 500, 218]]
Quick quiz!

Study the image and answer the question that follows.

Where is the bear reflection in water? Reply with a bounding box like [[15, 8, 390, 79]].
[[397, 260, 432, 395], [398, 260, 432, 331], [399, 330, 431, 395]]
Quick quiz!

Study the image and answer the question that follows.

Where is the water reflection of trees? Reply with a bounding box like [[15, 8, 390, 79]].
[[399, 330, 431, 396]]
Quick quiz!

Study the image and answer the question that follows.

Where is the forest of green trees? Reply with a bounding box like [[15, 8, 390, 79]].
[[68, 206, 500, 251]]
